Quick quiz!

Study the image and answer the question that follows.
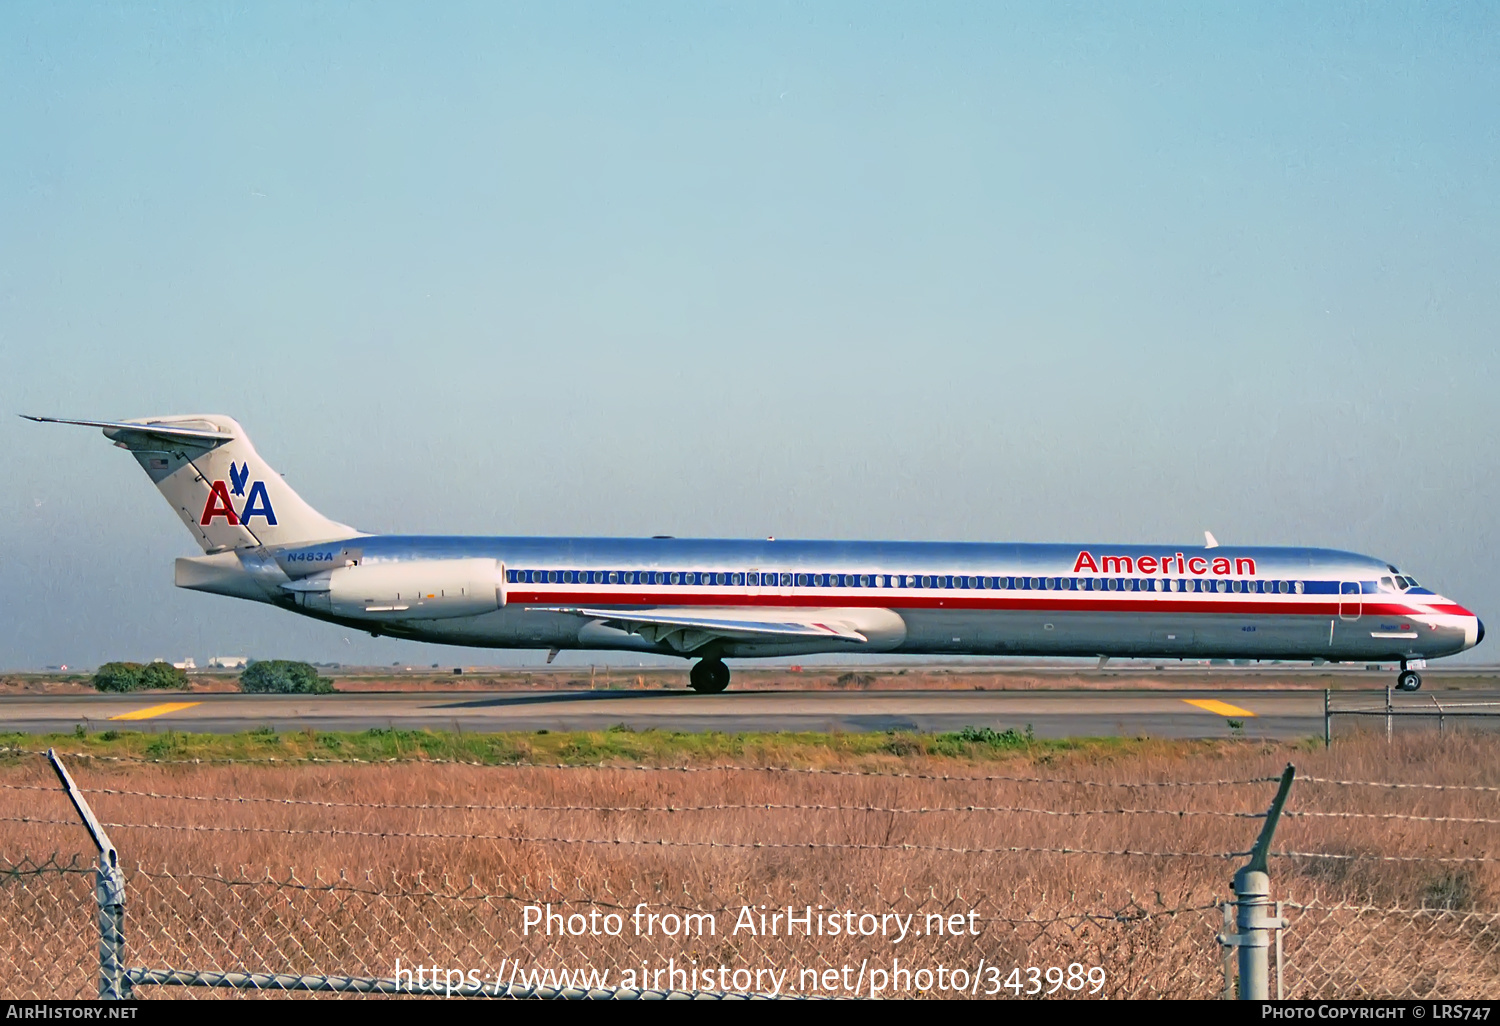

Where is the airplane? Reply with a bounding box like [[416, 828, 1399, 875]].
[[26, 414, 1483, 693]]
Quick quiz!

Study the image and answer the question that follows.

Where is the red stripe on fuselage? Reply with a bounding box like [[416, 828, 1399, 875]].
[[510, 591, 1471, 618]]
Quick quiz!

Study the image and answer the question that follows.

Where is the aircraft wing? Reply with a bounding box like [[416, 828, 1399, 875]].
[[536, 606, 869, 653]]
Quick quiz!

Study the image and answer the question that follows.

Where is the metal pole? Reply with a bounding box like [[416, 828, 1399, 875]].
[[1233, 764, 1294, 1000], [47, 748, 131, 1000], [1323, 688, 1331, 748], [1431, 693, 1444, 734], [1275, 900, 1284, 1000], [1386, 684, 1393, 743], [1220, 903, 1235, 999]]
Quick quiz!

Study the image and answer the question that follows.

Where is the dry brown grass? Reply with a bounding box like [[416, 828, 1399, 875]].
[[3, 730, 1498, 999]]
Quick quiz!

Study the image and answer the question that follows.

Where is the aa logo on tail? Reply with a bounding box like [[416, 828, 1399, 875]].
[[200, 462, 277, 526]]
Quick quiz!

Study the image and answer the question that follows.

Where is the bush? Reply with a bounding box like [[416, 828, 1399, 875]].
[[93, 661, 190, 692], [93, 662, 144, 692], [239, 660, 334, 695], [139, 662, 189, 690]]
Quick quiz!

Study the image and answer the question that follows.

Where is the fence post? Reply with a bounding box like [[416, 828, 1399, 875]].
[[47, 748, 132, 1000], [1386, 684, 1393, 743], [1231, 763, 1295, 1000], [1323, 689, 1331, 748]]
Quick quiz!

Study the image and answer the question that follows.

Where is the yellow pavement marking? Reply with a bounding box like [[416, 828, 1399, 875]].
[[109, 702, 201, 722], [1182, 699, 1256, 718]]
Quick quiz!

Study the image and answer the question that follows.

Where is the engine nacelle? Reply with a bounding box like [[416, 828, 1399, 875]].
[[284, 558, 503, 620]]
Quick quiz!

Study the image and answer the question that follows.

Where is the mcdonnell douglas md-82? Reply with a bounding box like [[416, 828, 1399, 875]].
[[28, 414, 1483, 693]]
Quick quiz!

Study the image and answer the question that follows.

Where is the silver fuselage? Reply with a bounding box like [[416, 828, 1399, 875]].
[[181, 536, 1483, 665]]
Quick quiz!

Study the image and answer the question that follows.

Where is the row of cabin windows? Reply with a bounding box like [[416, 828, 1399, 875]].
[[506, 569, 1313, 595]]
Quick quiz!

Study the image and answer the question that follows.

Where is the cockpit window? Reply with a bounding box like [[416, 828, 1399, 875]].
[[1400, 576, 1419, 590], [1380, 576, 1396, 592]]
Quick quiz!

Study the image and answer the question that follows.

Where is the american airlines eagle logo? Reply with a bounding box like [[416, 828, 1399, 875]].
[[200, 461, 277, 526]]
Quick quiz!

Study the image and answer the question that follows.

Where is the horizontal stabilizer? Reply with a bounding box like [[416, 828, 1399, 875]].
[[21, 415, 235, 444]]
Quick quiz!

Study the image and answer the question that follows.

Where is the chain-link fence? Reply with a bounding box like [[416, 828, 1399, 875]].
[[0, 857, 1224, 999], [1278, 898, 1500, 998], [2, 744, 1498, 999]]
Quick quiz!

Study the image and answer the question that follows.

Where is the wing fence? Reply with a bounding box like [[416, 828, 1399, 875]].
[[1, 742, 1497, 1000]]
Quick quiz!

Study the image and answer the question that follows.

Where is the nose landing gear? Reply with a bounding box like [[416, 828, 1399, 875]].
[[689, 658, 731, 694], [1396, 665, 1422, 692]]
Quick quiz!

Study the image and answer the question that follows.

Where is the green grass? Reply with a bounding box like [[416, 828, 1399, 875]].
[[0, 725, 1260, 768]]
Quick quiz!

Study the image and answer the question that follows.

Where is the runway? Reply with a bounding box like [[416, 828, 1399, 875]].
[[5, 688, 1497, 738]]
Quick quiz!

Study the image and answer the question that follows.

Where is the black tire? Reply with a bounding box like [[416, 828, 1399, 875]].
[[689, 658, 731, 694], [1397, 670, 1422, 692]]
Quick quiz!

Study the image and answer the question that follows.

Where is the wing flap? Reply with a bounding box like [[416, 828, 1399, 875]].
[[537, 606, 869, 653]]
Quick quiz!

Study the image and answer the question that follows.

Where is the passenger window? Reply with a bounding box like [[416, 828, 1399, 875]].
[[781, 573, 792, 588], [1294, 581, 1304, 593]]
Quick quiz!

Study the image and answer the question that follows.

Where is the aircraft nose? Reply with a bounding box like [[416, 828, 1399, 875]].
[[1479, 619, 1486, 646]]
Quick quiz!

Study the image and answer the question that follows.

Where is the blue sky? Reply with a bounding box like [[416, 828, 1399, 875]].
[[2, 3, 1496, 668]]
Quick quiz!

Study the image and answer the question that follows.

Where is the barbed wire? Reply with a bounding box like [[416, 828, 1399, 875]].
[[1284, 810, 1500, 825], [16, 780, 1500, 824], [0, 783, 1267, 818], [0, 748, 1281, 787], [0, 815, 1249, 859], [1298, 776, 1500, 793], [1273, 850, 1499, 864], [1280, 897, 1500, 916]]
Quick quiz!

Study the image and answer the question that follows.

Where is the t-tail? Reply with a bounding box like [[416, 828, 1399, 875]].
[[24, 415, 361, 553]]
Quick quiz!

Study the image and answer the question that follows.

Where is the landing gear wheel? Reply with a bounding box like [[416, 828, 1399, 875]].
[[689, 658, 731, 694], [1397, 670, 1422, 692]]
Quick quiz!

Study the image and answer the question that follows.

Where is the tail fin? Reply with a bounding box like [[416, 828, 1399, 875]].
[[25, 414, 362, 553]]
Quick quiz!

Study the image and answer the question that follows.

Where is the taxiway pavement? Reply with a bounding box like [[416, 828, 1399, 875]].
[[5, 688, 1496, 738]]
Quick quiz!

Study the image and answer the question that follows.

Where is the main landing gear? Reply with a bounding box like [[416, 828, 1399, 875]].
[[689, 658, 730, 694]]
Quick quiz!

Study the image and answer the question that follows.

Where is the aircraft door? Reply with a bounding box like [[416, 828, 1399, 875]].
[[1339, 581, 1362, 620], [747, 569, 761, 598]]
